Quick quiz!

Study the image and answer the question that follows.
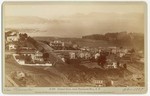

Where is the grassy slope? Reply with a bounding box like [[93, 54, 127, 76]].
[[5, 55, 69, 87], [5, 54, 128, 87]]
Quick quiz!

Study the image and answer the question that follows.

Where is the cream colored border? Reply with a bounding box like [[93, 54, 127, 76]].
[[2, 1, 147, 94]]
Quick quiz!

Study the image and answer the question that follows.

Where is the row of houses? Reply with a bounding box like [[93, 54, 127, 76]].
[[15, 50, 44, 64], [68, 47, 129, 60], [69, 51, 91, 59]]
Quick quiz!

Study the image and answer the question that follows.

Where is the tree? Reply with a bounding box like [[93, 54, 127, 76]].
[[25, 55, 32, 63], [98, 53, 107, 68], [130, 48, 135, 53], [43, 53, 49, 61], [19, 33, 28, 41], [23, 33, 28, 39], [16, 45, 21, 54]]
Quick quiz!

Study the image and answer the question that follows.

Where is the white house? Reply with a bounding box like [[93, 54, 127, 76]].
[[117, 48, 128, 54], [106, 62, 118, 69], [92, 79, 106, 87], [94, 52, 100, 59], [78, 52, 84, 58], [15, 71, 26, 80], [72, 44, 78, 49], [6, 31, 19, 42], [111, 80, 119, 86], [8, 43, 17, 50], [84, 52, 91, 59], [17, 59, 25, 64], [119, 52, 125, 57], [69, 52, 76, 59], [33, 51, 44, 62], [112, 49, 117, 54], [140, 58, 144, 63], [61, 57, 65, 62], [112, 62, 117, 69], [138, 50, 143, 54], [106, 65, 114, 69]]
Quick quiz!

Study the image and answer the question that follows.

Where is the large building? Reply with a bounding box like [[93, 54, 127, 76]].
[[49, 40, 64, 47], [5, 30, 19, 43]]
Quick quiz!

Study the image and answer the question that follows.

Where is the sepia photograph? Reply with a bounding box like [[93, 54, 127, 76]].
[[2, 1, 147, 94]]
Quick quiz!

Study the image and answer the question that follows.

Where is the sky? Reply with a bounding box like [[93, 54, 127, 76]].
[[4, 2, 146, 19], [3, 2, 146, 37]]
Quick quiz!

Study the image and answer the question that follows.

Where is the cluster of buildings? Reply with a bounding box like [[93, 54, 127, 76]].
[[54, 44, 140, 69], [5, 30, 47, 64], [92, 79, 121, 87]]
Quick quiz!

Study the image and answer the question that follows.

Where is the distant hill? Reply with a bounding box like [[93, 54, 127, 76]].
[[82, 32, 144, 50], [34, 36, 116, 48], [34, 31, 144, 50]]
